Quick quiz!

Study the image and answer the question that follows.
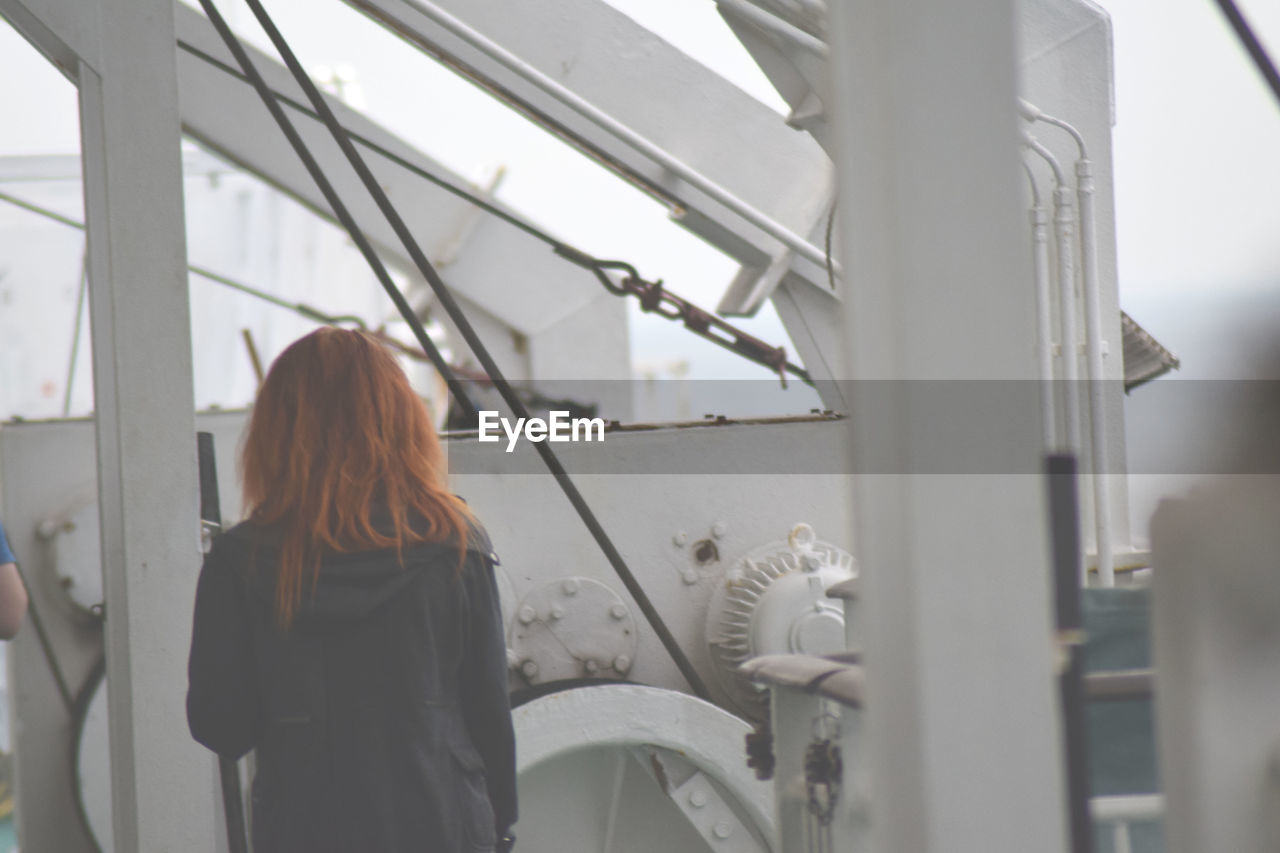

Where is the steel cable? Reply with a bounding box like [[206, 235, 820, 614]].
[[199, 0, 712, 700], [190, 6, 478, 421], [1211, 0, 1280, 111]]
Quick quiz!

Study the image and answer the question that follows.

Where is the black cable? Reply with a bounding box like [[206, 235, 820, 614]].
[[69, 656, 107, 853], [192, 1, 478, 423], [12, 561, 75, 714], [1045, 454, 1094, 853], [0, 190, 373, 345], [1212, 0, 1280, 111], [217, 0, 712, 701], [176, 38, 576, 255]]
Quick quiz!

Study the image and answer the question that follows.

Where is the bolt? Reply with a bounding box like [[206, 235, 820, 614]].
[[610, 603, 628, 620], [584, 659, 599, 675], [711, 522, 727, 539], [613, 655, 631, 672], [673, 531, 688, 547], [689, 790, 708, 808], [713, 822, 732, 840], [562, 579, 580, 596], [681, 569, 699, 585], [549, 605, 565, 621], [520, 660, 539, 679], [517, 605, 537, 625], [693, 539, 719, 565]]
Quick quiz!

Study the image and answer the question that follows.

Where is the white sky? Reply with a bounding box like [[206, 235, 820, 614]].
[[2, 0, 1279, 381]]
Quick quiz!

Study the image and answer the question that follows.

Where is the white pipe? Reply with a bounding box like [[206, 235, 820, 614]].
[[1114, 823, 1134, 853], [1075, 156, 1113, 586], [1089, 793, 1165, 823], [714, 0, 830, 59], [1030, 108, 1115, 587], [400, 0, 839, 275], [1023, 162, 1055, 449], [1023, 134, 1081, 457]]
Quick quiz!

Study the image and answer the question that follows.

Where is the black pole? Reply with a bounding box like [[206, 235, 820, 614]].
[[1211, 0, 1280, 111], [197, 432, 250, 853], [197, 0, 711, 701], [1045, 453, 1094, 853]]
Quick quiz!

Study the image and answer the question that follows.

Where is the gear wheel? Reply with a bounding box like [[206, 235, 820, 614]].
[[706, 523, 855, 720]]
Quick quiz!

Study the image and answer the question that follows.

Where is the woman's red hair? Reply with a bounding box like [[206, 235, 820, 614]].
[[240, 328, 471, 627]]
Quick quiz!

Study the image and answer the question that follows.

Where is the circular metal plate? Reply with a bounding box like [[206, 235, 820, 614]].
[[514, 684, 775, 853]]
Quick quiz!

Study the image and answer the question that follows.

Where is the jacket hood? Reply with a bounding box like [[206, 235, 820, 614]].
[[220, 520, 490, 624]]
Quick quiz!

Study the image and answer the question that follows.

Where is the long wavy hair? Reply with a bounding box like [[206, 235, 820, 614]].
[[240, 328, 471, 627]]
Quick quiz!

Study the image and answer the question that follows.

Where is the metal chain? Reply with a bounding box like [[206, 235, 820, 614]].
[[804, 709, 843, 853], [554, 249, 811, 387]]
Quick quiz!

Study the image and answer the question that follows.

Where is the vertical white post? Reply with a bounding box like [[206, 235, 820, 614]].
[[827, 1, 1068, 851], [78, 0, 215, 848], [1151, 484, 1280, 853]]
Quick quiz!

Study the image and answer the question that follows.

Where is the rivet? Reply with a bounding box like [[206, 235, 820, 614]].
[[549, 605, 565, 621], [613, 655, 631, 672], [517, 605, 536, 625], [689, 790, 708, 808], [610, 604, 627, 620], [584, 659, 599, 675], [520, 660, 538, 678], [562, 579, 580, 596], [712, 522, 727, 539], [713, 822, 732, 840], [681, 569, 699, 585], [673, 531, 688, 547]]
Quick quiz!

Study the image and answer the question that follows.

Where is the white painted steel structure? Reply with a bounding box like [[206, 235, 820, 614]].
[[1, 413, 855, 852], [0, 0, 1204, 851], [828, 2, 1069, 850], [0, 1, 216, 850], [338, 0, 846, 395], [722, 0, 1137, 582], [513, 684, 776, 852], [1151, 482, 1280, 853]]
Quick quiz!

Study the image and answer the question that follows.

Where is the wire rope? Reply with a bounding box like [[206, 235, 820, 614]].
[[200, 0, 712, 700]]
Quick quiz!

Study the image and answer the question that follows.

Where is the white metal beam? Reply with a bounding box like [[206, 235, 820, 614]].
[[78, 0, 214, 848], [343, 0, 835, 316], [1151, 483, 1280, 853], [0, 0, 101, 76], [829, 1, 1068, 852]]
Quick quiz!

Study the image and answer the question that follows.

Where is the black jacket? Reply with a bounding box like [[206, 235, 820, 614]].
[[187, 520, 516, 853]]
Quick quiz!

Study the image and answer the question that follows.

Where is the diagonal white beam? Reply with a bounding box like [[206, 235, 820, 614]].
[[173, 4, 628, 384], [0, 0, 101, 75], [344, 0, 835, 315]]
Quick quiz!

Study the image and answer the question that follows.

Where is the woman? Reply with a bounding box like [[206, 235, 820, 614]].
[[187, 328, 516, 852], [0, 519, 28, 639]]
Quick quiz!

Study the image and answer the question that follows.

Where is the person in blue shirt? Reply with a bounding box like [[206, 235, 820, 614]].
[[0, 521, 28, 639]]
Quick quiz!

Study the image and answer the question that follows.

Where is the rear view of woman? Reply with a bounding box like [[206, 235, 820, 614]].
[[187, 328, 516, 852]]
